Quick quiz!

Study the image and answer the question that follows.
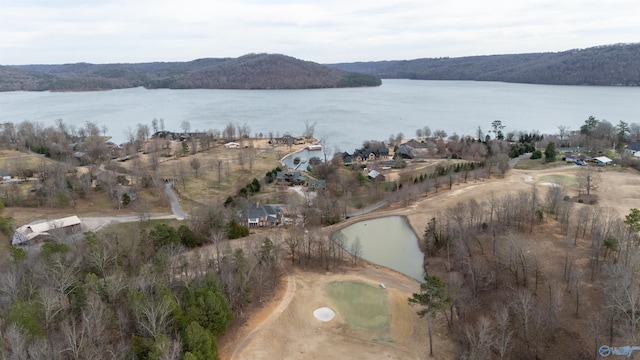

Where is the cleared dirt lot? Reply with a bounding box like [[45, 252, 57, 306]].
[[220, 164, 640, 360]]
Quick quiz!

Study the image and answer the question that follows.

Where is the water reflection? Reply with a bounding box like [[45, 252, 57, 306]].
[[335, 216, 425, 281]]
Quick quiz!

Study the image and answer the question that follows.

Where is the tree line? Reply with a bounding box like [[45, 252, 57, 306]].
[[328, 43, 640, 86], [0, 54, 381, 92]]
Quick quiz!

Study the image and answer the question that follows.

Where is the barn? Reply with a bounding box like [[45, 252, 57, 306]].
[[12, 215, 82, 245]]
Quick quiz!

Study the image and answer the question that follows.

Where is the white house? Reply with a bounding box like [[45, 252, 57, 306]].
[[224, 142, 240, 149]]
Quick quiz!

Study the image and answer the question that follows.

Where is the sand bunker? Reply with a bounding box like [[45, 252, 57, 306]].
[[540, 182, 560, 187], [313, 307, 336, 322]]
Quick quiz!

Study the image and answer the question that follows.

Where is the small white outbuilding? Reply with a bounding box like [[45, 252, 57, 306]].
[[593, 156, 613, 166]]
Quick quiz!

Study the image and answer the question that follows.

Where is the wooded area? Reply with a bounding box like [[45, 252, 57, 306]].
[[0, 54, 381, 92], [328, 43, 640, 86]]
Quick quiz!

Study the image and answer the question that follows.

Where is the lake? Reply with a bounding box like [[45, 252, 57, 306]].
[[335, 216, 425, 281], [0, 80, 638, 152]]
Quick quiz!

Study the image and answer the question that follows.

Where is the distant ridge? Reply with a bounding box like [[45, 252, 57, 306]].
[[0, 53, 381, 92], [327, 43, 640, 86]]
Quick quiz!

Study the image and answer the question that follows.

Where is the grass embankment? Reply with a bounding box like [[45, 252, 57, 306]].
[[325, 281, 389, 332], [514, 155, 573, 170], [0, 149, 57, 172]]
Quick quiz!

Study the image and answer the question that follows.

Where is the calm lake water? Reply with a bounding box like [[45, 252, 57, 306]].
[[1, 79, 638, 152], [336, 216, 425, 281]]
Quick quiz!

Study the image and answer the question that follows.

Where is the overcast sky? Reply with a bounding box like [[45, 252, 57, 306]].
[[1, 0, 638, 65]]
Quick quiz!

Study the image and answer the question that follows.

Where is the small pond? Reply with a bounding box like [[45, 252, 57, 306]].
[[335, 216, 425, 281]]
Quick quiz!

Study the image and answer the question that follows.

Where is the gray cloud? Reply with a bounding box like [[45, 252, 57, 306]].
[[1, 0, 638, 64]]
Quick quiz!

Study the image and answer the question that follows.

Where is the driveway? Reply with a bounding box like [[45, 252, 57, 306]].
[[165, 181, 191, 220]]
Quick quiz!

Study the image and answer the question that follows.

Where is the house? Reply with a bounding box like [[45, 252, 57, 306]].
[[342, 142, 390, 165], [395, 144, 414, 159], [276, 171, 306, 185], [341, 152, 354, 166], [355, 151, 376, 162], [224, 142, 240, 149], [244, 203, 283, 227], [625, 141, 640, 156], [594, 156, 613, 166], [368, 170, 385, 182], [12, 215, 82, 245], [354, 148, 389, 162]]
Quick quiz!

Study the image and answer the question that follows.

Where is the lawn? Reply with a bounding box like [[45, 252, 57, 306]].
[[325, 281, 389, 332], [538, 174, 578, 188], [0, 149, 58, 174]]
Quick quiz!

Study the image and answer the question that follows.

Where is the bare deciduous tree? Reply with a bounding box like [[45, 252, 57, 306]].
[[464, 316, 495, 360], [604, 257, 640, 342], [190, 158, 201, 177], [577, 166, 599, 196], [61, 318, 88, 360], [511, 289, 534, 357], [492, 306, 512, 360], [3, 323, 29, 360], [350, 236, 363, 266], [131, 293, 174, 339]]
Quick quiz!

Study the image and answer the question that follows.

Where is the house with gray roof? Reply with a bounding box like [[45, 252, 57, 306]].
[[244, 203, 283, 227], [395, 144, 414, 159], [625, 141, 640, 156]]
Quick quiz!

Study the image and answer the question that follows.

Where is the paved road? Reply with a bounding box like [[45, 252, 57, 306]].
[[165, 181, 191, 220], [80, 213, 177, 232], [76, 182, 190, 232], [346, 199, 389, 218]]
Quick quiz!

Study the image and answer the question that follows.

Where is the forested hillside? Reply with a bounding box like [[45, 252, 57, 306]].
[[327, 43, 640, 86], [0, 54, 381, 91]]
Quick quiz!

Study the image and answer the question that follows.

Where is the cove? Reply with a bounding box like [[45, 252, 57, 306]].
[[335, 216, 425, 281], [280, 148, 324, 170]]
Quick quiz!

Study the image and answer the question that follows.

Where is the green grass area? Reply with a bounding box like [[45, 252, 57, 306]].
[[538, 174, 578, 187], [326, 281, 389, 332], [0, 150, 58, 174]]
